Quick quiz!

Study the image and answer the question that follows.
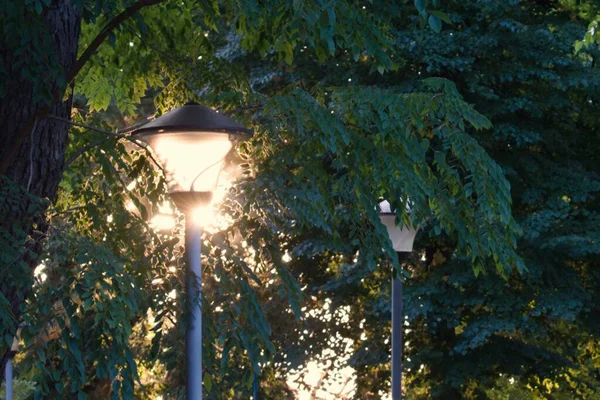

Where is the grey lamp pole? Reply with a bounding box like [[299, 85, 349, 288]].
[[5, 353, 14, 400], [132, 104, 252, 400], [5, 329, 20, 400], [379, 201, 417, 400], [185, 211, 203, 399], [392, 252, 409, 400]]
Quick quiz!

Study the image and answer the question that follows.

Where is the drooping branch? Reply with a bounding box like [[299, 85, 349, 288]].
[[47, 115, 164, 171], [45, 115, 119, 136], [66, 0, 166, 83]]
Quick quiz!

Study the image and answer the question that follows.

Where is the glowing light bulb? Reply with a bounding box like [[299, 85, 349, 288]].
[[192, 205, 214, 226]]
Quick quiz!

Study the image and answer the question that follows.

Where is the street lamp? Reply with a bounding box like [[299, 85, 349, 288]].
[[132, 103, 252, 400], [379, 200, 417, 400]]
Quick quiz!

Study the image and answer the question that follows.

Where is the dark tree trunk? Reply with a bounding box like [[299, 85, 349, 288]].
[[0, 0, 81, 371]]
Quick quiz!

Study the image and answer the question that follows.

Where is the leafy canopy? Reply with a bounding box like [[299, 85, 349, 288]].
[[0, 0, 530, 398]]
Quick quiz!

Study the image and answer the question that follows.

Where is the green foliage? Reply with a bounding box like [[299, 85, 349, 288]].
[[571, 0, 600, 51], [320, 0, 600, 398], [21, 227, 142, 398], [0, 1, 64, 102], [0, 378, 35, 400], [4, 0, 598, 398], [11, 110, 178, 397], [0, 177, 47, 351], [257, 81, 521, 277]]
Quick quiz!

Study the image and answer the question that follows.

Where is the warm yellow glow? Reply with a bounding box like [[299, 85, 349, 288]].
[[158, 201, 174, 214], [190, 202, 235, 233], [150, 214, 176, 231], [125, 200, 137, 212], [282, 251, 292, 263], [192, 205, 214, 226], [149, 202, 177, 231], [34, 263, 47, 283], [287, 304, 357, 399], [142, 132, 232, 193]]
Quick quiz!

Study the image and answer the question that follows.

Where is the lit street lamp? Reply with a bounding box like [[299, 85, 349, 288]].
[[379, 200, 417, 400], [132, 103, 252, 400]]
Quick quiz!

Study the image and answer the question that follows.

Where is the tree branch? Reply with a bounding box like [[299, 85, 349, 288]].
[[0, 0, 165, 176], [46, 115, 118, 136], [0, 0, 166, 175], [66, 0, 166, 83], [47, 115, 164, 172], [64, 137, 113, 168]]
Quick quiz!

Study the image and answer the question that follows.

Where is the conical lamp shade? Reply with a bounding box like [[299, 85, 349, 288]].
[[379, 200, 417, 252]]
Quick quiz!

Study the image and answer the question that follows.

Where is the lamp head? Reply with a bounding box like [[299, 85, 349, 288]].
[[8, 325, 22, 358], [132, 103, 252, 212], [379, 200, 417, 253]]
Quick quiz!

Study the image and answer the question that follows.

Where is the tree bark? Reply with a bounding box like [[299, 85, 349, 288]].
[[0, 0, 165, 386], [0, 0, 81, 371]]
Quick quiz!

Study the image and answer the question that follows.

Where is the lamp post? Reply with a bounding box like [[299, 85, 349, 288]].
[[379, 200, 417, 400], [4, 335, 18, 400], [132, 103, 252, 400]]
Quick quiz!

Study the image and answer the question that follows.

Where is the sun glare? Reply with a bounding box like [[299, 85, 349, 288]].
[[150, 214, 176, 231], [192, 205, 214, 226]]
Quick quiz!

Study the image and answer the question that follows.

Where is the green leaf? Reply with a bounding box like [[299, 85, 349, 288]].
[[414, 0, 426, 14], [428, 15, 442, 33], [36, 348, 46, 363], [430, 10, 452, 24]]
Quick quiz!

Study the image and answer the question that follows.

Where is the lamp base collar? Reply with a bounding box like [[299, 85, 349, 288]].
[[170, 191, 212, 212]]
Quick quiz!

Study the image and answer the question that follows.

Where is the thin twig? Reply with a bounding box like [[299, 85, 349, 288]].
[[64, 137, 113, 168], [46, 113, 153, 135], [49, 205, 88, 218], [123, 23, 192, 67], [221, 103, 264, 116], [47, 115, 164, 171], [0, 255, 24, 279], [46, 115, 117, 136], [119, 117, 155, 134]]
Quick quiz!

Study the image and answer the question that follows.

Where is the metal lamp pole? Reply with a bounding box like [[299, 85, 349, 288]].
[[4, 329, 19, 400], [379, 200, 417, 400], [171, 193, 212, 400], [5, 355, 13, 400], [392, 252, 409, 400], [185, 216, 203, 399], [131, 103, 252, 400]]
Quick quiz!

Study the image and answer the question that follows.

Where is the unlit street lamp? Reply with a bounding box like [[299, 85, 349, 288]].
[[132, 103, 252, 400], [379, 200, 417, 400]]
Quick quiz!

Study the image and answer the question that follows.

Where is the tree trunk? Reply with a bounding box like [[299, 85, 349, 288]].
[[0, 0, 81, 372]]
